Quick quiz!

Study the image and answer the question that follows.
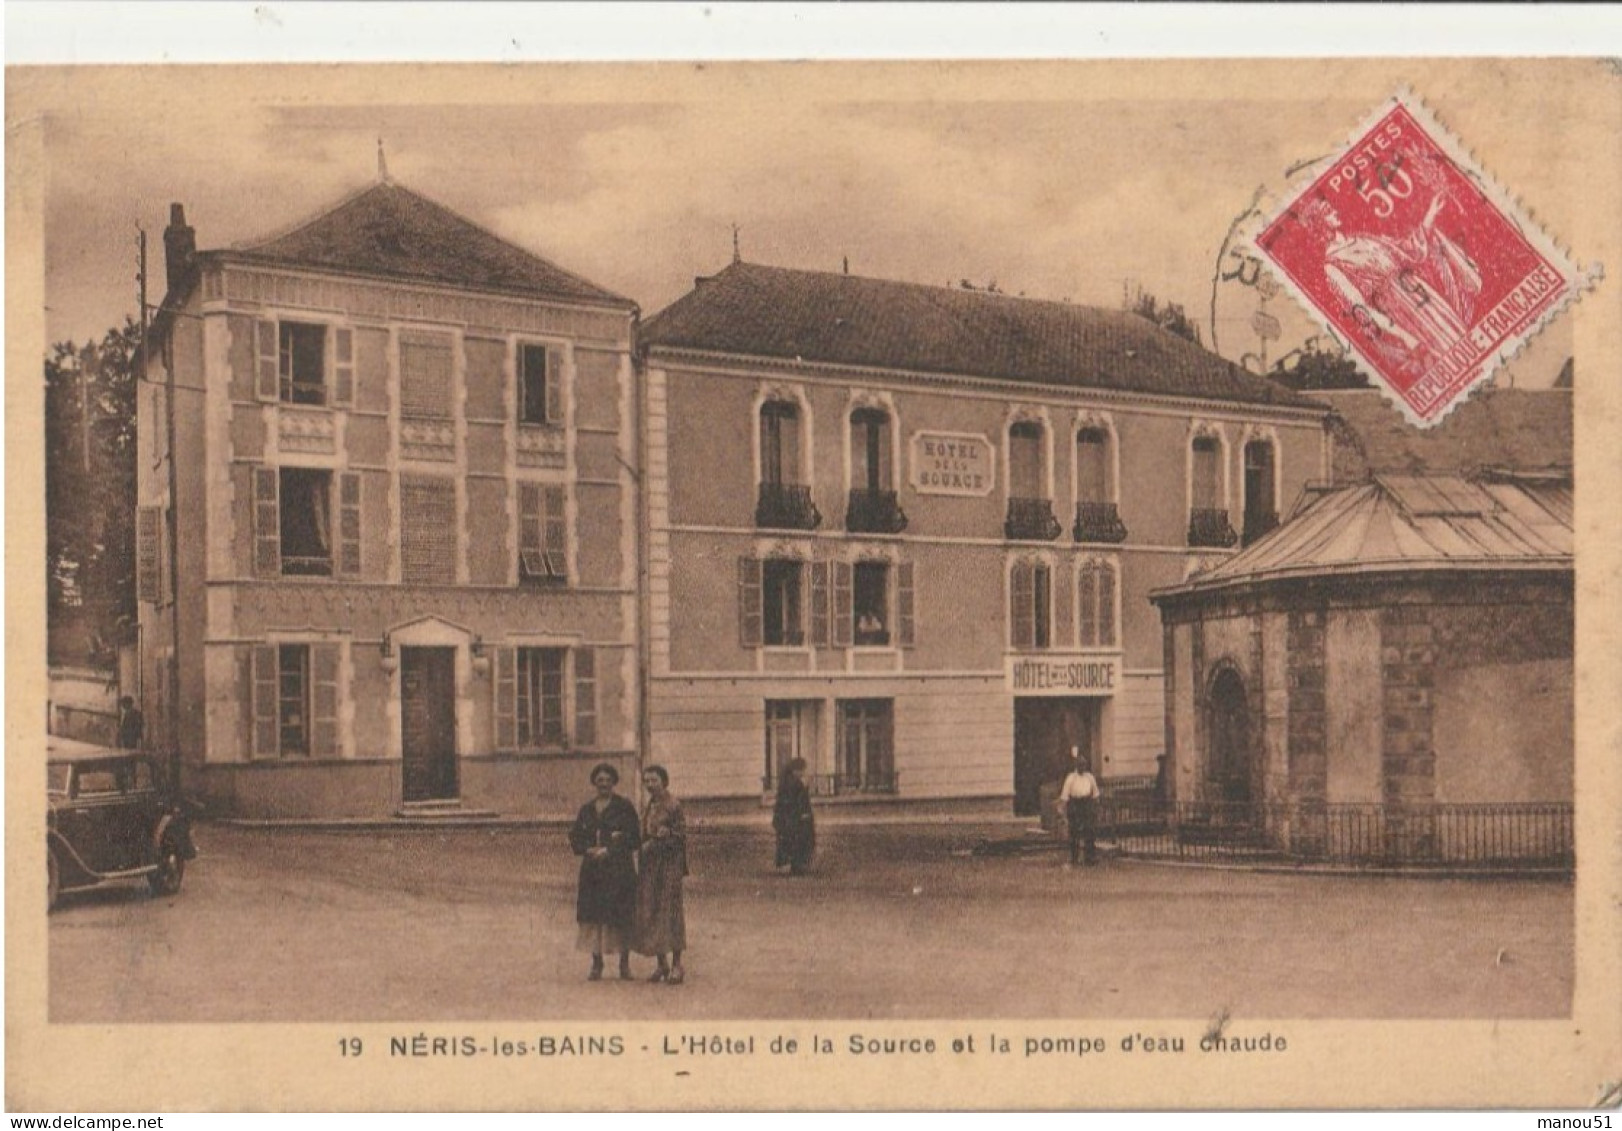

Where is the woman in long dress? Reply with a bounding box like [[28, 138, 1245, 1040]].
[[567, 763, 641, 981], [634, 764, 688, 985], [772, 757, 816, 875]]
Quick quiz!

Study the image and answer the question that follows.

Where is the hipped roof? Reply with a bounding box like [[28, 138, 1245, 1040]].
[[642, 262, 1324, 411], [1154, 472, 1572, 603]]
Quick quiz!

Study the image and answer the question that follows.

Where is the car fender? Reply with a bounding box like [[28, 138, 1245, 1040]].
[[46, 829, 99, 885], [152, 813, 197, 861]]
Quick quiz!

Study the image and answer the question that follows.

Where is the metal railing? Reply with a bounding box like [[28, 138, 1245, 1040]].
[[845, 488, 909, 534], [1005, 496, 1062, 541], [755, 483, 822, 531], [1073, 501, 1129, 544], [1187, 508, 1238, 548], [1094, 797, 1573, 870]]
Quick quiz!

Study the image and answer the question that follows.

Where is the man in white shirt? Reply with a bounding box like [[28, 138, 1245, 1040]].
[[1056, 753, 1101, 867]]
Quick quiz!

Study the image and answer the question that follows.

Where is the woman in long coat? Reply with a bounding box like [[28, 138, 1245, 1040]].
[[634, 764, 688, 985], [772, 757, 815, 875], [568, 763, 641, 981]]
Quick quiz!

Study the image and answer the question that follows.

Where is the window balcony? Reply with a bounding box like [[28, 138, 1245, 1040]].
[[845, 488, 909, 535], [1073, 500, 1129, 544], [1188, 508, 1239, 548], [755, 483, 822, 531], [1242, 508, 1281, 546], [1005, 496, 1062, 541]]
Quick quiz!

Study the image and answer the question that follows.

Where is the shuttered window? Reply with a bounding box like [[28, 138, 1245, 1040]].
[[1192, 436, 1222, 511], [738, 558, 763, 648], [338, 473, 362, 577], [832, 561, 853, 648], [399, 330, 454, 420], [1010, 422, 1045, 499], [250, 642, 342, 758], [399, 475, 457, 584], [1077, 428, 1109, 504], [1079, 560, 1118, 648], [252, 468, 281, 578], [518, 483, 567, 584], [809, 561, 830, 647], [137, 506, 162, 604], [519, 343, 562, 426], [896, 561, 916, 647], [574, 648, 597, 748], [1011, 560, 1052, 650]]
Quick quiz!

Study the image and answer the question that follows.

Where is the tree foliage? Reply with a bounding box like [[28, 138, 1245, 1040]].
[[1127, 288, 1202, 345], [46, 318, 141, 665], [1270, 342, 1372, 391]]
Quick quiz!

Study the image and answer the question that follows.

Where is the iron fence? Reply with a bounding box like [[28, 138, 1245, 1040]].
[[1095, 797, 1573, 870]]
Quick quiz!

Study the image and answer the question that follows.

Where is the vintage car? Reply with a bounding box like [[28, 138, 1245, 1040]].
[[46, 737, 196, 911]]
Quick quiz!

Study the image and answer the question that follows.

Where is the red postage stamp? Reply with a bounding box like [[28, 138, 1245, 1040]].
[[1252, 90, 1593, 426]]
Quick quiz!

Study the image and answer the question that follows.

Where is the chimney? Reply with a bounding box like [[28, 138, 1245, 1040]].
[[163, 203, 196, 294]]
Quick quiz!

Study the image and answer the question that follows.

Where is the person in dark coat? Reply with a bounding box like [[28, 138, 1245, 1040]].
[[568, 763, 641, 981], [634, 764, 688, 985], [116, 696, 144, 750], [772, 757, 816, 875]]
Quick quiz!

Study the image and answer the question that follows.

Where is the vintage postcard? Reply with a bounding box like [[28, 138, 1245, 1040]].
[[6, 49, 1620, 1114]]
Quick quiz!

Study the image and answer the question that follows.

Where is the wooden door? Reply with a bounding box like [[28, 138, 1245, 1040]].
[[401, 647, 458, 802]]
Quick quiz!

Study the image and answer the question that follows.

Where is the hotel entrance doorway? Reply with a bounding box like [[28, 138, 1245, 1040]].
[[1013, 697, 1100, 816]]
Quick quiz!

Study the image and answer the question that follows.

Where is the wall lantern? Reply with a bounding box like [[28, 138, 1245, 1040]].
[[470, 635, 490, 677], [379, 632, 398, 674]]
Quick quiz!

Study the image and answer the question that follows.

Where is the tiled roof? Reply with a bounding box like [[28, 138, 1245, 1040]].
[[1323, 388, 1572, 482], [1154, 471, 1572, 601], [641, 262, 1324, 410], [220, 181, 633, 309]]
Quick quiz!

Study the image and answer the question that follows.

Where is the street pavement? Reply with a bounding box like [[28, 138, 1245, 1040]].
[[47, 820, 1572, 1023]]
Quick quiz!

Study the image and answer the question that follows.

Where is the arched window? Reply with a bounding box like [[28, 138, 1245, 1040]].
[[756, 399, 820, 530], [1188, 433, 1237, 548], [1006, 420, 1060, 541], [846, 406, 907, 534], [1078, 559, 1118, 649], [1009, 559, 1053, 650], [1242, 439, 1279, 545], [1074, 426, 1127, 543]]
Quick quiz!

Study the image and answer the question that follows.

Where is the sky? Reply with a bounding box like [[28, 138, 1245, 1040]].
[[23, 57, 1585, 386]]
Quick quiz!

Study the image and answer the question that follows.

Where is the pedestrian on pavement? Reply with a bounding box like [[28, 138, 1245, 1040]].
[[772, 757, 816, 876], [635, 764, 688, 985], [116, 696, 144, 750], [568, 763, 642, 981], [1056, 752, 1101, 866]]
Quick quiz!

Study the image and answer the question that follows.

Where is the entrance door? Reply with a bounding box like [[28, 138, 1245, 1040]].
[[401, 647, 458, 803], [1013, 698, 1096, 816], [1207, 667, 1252, 805]]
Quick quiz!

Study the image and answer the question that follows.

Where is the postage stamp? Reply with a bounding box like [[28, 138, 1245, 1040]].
[[1251, 89, 1595, 426]]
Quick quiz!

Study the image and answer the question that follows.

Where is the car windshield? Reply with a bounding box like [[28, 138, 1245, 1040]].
[[47, 764, 70, 795]]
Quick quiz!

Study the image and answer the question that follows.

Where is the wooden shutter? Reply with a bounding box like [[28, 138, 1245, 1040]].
[[399, 475, 457, 584], [310, 644, 341, 757], [137, 506, 162, 604], [809, 561, 830, 647], [1011, 561, 1034, 649], [253, 467, 281, 577], [897, 560, 916, 647], [338, 473, 362, 577], [255, 320, 278, 401], [332, 328, 355, 408], [573, 648, 597, 748], [542, 485, 567, 579], [832, 561, 854, 648], [738, 558, 763, 648], [543, 348, 562, 424], [1099, 562, 1117, 649], [494, 647, 517, 751], [250, 645, 279, 758]]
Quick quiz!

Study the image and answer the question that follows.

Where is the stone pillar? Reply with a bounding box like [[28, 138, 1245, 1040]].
[[1381, 603, 1438, 859]]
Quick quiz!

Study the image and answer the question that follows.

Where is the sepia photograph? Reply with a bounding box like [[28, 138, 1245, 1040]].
[[7, 17, 1621, 1114]]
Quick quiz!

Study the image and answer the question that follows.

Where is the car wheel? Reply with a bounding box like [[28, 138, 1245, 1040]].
[[47, 850, 60, 913], [148, 837, 185, 897]]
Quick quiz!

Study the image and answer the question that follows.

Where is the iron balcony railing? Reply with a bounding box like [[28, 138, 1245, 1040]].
[[1242, 508, 1281, 546], [1091, 797, 1573, 871], [763, 771, 900, 798], [1187, 507, 1239, 548], [1073, 500, 1128, 544], [281, 554, 334, 577], [755, 482, 822, 531], [1005, 496, 1062, 541], [845, 488, 909, 535]]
